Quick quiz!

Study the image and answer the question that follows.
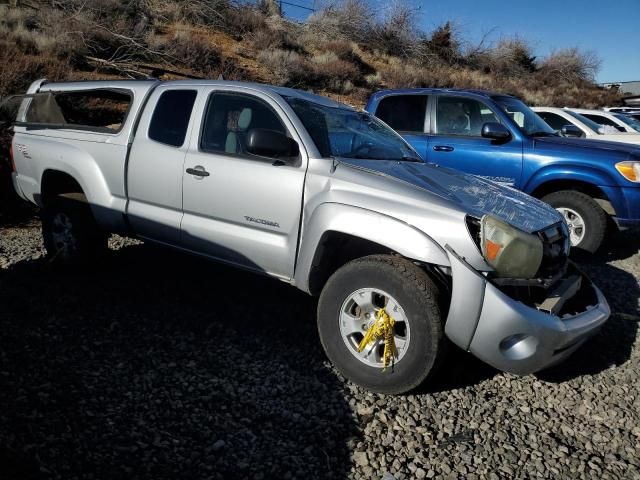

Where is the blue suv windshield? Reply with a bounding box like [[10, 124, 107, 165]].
[[285, 97, 422, 162], [492, 96, 557, 137]]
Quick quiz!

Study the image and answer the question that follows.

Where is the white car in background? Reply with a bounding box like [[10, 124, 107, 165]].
[[603, 107, 640, 117], [605, 109, 640, 122], [533, 107, 640, 145], [570, 108, 640, 134]]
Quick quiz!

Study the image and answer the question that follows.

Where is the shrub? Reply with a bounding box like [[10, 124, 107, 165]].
[[538, 48, 601, 83], [0, 39, 71, 98], [146, 25, 221, 77], [307, 0, 374, 43], [257, 49, 310, 85], [322, 40, 353, 59], [379, 63, 439, 89], [166, 25, 221, 72], [0, 1, 623, 111], [143, 0, 233, 29], [368, 1, 419, 57], [311, 52, 359, 80], [224, 5, 271, 38], [479, 37, 537, 78], [246, 23, 304, 53], [365, 71, 382, 88], [310, 52, 360, 91], [413, 22, 462, 67]]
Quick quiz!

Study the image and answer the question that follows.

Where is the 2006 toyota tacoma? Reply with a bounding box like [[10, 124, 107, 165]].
[[9, 79, 610, 393]]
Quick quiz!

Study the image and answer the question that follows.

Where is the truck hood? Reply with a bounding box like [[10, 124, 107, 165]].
[[533, 135, 640, 157], [338, 159, 563, 234]]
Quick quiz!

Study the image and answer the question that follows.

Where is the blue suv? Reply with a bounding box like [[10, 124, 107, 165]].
[[365, 89, 640, 252]]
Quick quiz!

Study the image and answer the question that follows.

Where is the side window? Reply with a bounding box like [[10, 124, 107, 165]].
[[375, 95, 427, 133], [538, 112, 574, 131], [435, 96, 499, 136], [148, 90, 197, 147], [22, 89, 132, 133], [200, 93, 287, 157], [583, 114, 625, 132]]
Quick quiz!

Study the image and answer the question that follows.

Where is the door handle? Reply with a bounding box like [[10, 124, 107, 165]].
[[433, 145, 454, 152], [186, 166, 210, 177]]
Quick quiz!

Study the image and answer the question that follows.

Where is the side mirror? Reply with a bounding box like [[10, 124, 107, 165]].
[[246, 128, 299, 160], [481, 122, 511, 141], [561, 124, 584, 138]]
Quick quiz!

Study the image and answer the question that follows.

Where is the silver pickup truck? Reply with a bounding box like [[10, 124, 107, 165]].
[[10, 79, 610, 393]]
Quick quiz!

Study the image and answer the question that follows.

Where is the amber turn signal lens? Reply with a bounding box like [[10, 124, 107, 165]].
[[615, 162, 640, 182], [485, 239, 502, 261]]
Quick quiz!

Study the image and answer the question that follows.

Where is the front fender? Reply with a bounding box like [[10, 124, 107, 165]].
[[293, 202, 450, 293], [523, 164, 621, 194]]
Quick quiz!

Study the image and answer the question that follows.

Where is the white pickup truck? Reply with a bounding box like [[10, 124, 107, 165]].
[[9, 79, 610, 393]]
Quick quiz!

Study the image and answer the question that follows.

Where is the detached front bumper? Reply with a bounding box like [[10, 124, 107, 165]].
[[444, 247, 610, 375]]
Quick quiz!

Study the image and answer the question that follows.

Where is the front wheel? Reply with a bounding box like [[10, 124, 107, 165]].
[[317, 255, 445, 394], [542, 190, 607, 253]]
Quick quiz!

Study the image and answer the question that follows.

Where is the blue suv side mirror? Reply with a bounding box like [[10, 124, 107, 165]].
[[481, 122, 511, 141]]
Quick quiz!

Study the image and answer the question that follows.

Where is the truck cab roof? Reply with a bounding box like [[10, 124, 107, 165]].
[[33, 78, 351, 110]]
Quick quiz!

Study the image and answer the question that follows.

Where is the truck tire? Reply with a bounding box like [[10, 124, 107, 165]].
[[541, 190, 607, 253], [317, 255, 444, 394], [42, 194, 107, 264]]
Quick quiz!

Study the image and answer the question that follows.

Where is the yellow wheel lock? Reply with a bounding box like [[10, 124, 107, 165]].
[[357, 308, 398, 371]]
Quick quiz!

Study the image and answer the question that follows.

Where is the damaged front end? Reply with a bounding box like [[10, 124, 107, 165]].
[[445, 216, 610, 375]]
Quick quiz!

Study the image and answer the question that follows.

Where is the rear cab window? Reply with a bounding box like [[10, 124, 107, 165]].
[[375, 95, 427, 133], [17, 89, 132, 133], [148, 90, 197, 147]]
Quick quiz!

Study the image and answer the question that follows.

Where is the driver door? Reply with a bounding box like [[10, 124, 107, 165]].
[[426, 95, 523, 187], [181, 89, 307, 280]]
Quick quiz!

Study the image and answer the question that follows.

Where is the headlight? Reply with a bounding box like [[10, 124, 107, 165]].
[[615, 161, 640, 182], [480, 215, 543, 278]]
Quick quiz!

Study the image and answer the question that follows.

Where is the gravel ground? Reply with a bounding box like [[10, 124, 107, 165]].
[[0, 221, 639, 480]]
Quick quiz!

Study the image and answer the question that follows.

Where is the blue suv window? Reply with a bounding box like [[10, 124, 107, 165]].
[[375, 95, 427, 133], [436, 96, 499, 136]]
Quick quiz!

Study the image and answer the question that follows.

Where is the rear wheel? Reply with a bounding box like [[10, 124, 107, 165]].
[[42, 194, 107, 264], [542, 190, 607, 253], [317, 255, 444, 394]]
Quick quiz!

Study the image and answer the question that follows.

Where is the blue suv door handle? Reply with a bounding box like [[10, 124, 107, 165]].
[[433, 145, 454, 152]]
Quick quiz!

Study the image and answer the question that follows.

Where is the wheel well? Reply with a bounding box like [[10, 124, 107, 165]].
[[41, 170, 86, 205], [307, 231, 397, 296], [530, 180, 615, 215]]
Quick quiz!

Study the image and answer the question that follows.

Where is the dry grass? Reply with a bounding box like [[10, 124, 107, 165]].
[[0, 0, 623, 210], [0, 1, 623, 107]]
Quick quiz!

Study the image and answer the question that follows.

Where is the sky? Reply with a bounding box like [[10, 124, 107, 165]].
[[282, 0, 639, 83]]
